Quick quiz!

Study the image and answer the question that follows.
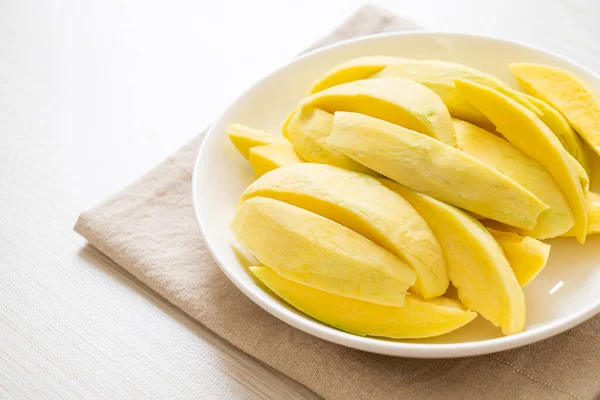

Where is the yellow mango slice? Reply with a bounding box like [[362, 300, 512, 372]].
[[231, 197, 416, 306], [281, 107, 296, 138], [523, 93, 593, 177], [449, 219, 549, 286], [310, 56, 406, 93], [572, 154, 590, 194], [487, 229, 550, 287], [299, 77, 456, 147], [228, 123, 288, 160], [375, 60, 540, 127], [382, 180, 525, 335], [240, 163, 448, 298], [251, 266, 476, 339], [453, 118, 574, 238], [565, 151, 590, 194], [328, 112, 547, 230], [285, 107, 374, 174], [248, 143, 303, 178], [584, 192, 600, 235], [561, 192, 600, 237], [510, 63, 600, 157], [455, 79, 587, 243]]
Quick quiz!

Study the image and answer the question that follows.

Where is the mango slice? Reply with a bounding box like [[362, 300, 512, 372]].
[[453, 118, 574, 238], [231, 197, 416, 306], [510, 63, 600, 157], [285, 107, 374, 174], [561, 192, 600, 237], [375, 60, 540, 127], [240, 163, 448, 298], [582, 192, 600, 235], [565, 151, 591, 194], [455, 79, 588, 243], [487, 229, 550, 287], [382, 180, 525, 335], [281, 106, 297, 139], [251, 266, 476, 339], [228, 123, 288, 160], [299, 77, 456, 147], [248, 143, 303, 178], [328, 112, 547, 230], [523, 93, 593, 177], [310, 56, 406, 93]]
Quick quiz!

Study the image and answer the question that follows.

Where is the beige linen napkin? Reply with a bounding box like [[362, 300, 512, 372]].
[[75, 5, 600, 399]]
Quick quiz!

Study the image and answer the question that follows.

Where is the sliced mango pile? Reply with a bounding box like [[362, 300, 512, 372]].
[[226, 57, 600, 340]]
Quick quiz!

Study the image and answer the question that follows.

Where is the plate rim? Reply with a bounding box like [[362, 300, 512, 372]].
[[192, 30, 600, 358]]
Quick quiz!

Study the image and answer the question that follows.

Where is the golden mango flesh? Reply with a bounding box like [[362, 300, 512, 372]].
[[240, 163, 448, 298], [310, 56, 406, 93], [522, 93, 593, 177], [487, 229, 550, 287], [455, 79, 588, 243], [382, 181, 525, 335], [585, 192, 600, 235], [374, 59, 540, 126], [231, 197, 417, 306], [561, 192, 600, 237], [285, 107, 374, 174], [453, 118, 574, 238], [248, 143, 303, 178], [251, 266, 476, 339], [226, 57, 600, 340], [299, 77, 456, 147], [228, 123, 288, 160], [308, 57, 538, 131], [510, 63, 600, 157], [328, 112, 547, 230]]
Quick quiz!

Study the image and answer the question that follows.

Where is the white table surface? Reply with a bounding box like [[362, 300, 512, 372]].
[[1, 0, 599, 398]]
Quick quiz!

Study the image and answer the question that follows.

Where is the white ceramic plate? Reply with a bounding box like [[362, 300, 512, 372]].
[[192, 32, 600, 358]]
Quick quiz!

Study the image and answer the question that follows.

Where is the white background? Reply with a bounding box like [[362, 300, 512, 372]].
[[1, 0, 599, 398]]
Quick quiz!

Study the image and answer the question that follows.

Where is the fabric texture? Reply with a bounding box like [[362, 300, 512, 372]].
[[75, 5, 600, 399]]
